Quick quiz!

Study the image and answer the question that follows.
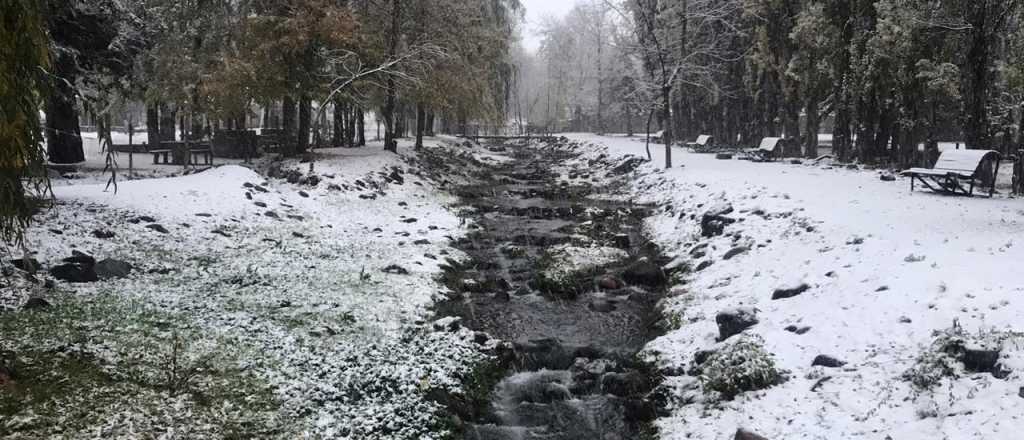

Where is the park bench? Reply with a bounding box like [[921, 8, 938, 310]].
[[189, 146, 214, 166], [111, 143, 149, 154], [747, 137, 786, 161], [686, 135, 715, 151], [901, 149, 1001, 197], [150, 149, 173, 164]]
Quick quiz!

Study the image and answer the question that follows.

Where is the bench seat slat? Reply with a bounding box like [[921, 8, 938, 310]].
[[902, 168, 973, 178]]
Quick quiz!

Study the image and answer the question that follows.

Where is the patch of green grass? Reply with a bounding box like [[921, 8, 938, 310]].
[[0, 294, 286, 438]]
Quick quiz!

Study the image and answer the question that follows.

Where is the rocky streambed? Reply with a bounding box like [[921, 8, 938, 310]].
[[434, 138, 676, 440]]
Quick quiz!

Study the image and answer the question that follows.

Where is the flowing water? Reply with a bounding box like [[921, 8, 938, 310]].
[[437, 138, 670, 440]]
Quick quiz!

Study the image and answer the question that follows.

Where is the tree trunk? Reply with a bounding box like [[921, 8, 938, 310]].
[[357, 109, 366, 146], [662, 84, 673, 168], [146, 103, 160, 148], [383, 0, 401, 153], [282, 96, 296, 153], [44, 52, 85, 164], [297, 94, 311, 154], [804, 97, 819, 158], [426, 112, 435, 136], [333, 99, 344, 148], [415, 103, 426, 150]]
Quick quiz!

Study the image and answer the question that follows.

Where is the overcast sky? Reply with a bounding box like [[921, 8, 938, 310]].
[[519, 0, 579, 52]]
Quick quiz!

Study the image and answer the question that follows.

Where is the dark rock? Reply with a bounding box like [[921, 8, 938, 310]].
[[195, 213, 213, 217], [772, 283, 810, 300], [701, 204, 737, 237], [716, 307, 758, 341], [254, 201, 267, 208], [23, 297, 51, 311], [735, 428, 770, 440], [413, 239, 430, 245], [588, 299, 616, 313], [287, 215, 304, 221], [597, 275, 624, 290], [9, 257, 40, 273], [298, 190, 310, 198], [63, 250, 96, 266], [145, 223, 170, 234], [292, 232, 306, 238], [622, 260, 667, 288], [473, 332, 490, 345], [212, 229, 232, 238], [94, 259, 132, 280], [611, 157, 646, 175], [612, 233, 631, 249], [716, 153, 734, 160], [382, 264, 410, 275], [694, 349, 716, 366], [432, 318, 461, 333], [253, 185, 269, 193], [264, 211, 280, 219], [812, 355, 846, 368], [401, 218, 418, 223], [136, 215, 157, 223], [92, 229, 116, 239], [880, 173, 897, 182], [695, 260, 713, 272], [49, 228, 64, 235], [50, 263, 98, 283], [876, 286, 890, 292], [723, 246, 749, 260], [961, 347, 1001, 373], [600, 371, 647, 397], [784, 325, 811, 335]]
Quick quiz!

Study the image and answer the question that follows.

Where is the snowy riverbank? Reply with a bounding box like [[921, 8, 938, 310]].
[[1, 139, 492, 439], [570, 134, 1024, 440]]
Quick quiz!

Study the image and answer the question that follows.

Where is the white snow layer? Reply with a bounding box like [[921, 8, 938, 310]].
[[569, 133, 1024, 440]]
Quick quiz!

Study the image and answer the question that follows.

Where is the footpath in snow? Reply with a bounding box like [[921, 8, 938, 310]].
[[569, 134, 1024, 440]]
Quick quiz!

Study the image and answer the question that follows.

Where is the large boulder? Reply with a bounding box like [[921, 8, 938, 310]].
[[735, 429, 770, 440], [600, 371, 648, 397], [95, 259, 132, 280], [50, 263, 98, 283], [716, 307, 759, 341], [622, 259, 667, 288], [701, 203, 736, 237], [772, 283, 811, 300]]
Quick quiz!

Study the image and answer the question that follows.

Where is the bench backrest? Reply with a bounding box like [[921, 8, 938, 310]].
[[758, 137, 783, 152], [933, 149, 1000, 174], [696, 135, 712, 146]]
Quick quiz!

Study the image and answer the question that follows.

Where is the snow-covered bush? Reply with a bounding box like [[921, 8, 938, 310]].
[[699, 335, 782, 400], [902, 324, 1022, 390]]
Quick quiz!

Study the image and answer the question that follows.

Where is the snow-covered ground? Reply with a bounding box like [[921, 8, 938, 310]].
[[2, 138, 491, 439], [568, 134, 1024, 440]]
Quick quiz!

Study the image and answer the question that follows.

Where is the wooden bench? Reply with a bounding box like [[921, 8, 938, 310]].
[[151, 149, 173, 164], [189, 148, 213, 166], [686, 135, 715, 151], [901, 149, 1001, 197], [111, 144, 149, 154], [747, 137, 786, 161]]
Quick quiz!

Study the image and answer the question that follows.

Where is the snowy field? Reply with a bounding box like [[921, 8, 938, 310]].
[[569, 134, 1024, 439], [2, 138, 492, 438]]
